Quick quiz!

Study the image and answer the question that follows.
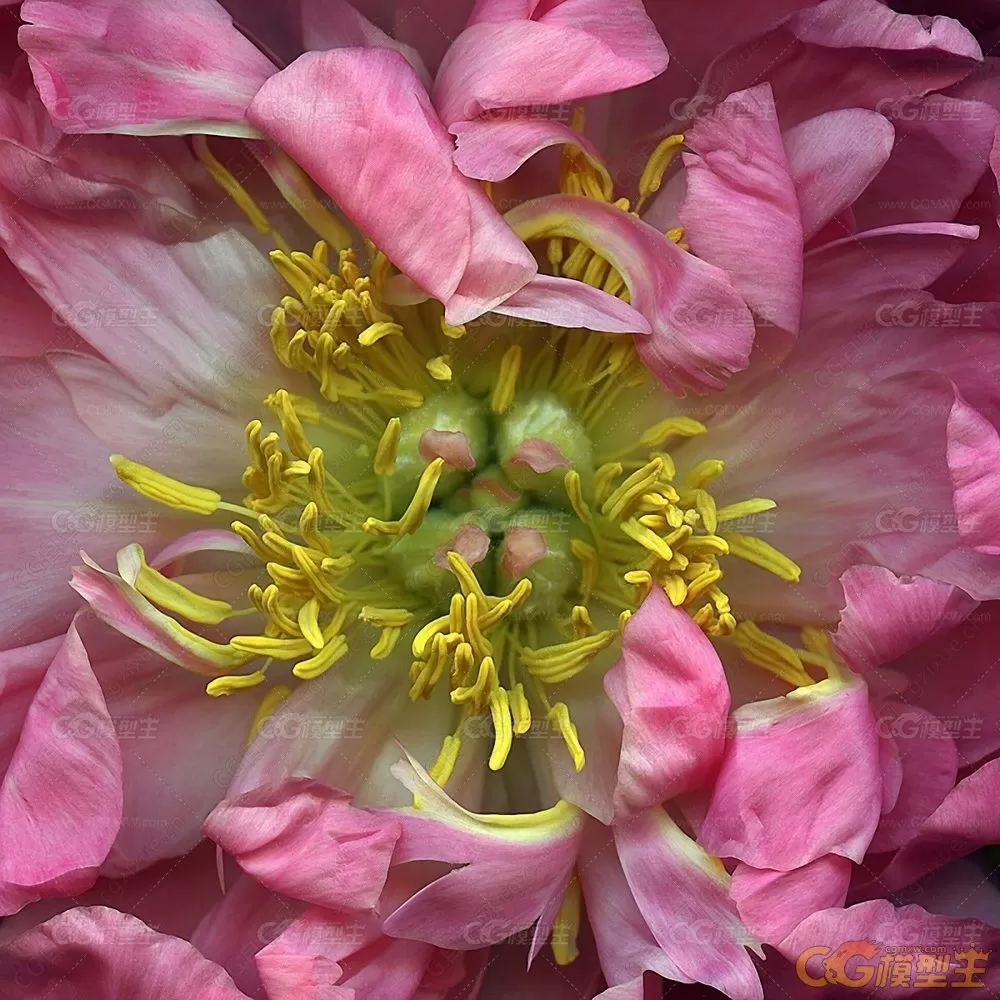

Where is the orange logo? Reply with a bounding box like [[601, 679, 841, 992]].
[[796, 941, 990, 988]]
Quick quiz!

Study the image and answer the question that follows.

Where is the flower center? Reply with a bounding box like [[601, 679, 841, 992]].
[[107, 240, 814, 782]]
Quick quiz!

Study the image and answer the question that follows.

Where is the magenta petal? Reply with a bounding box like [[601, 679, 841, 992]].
[[834, 565, 978, 673], [700, 670, 881, 870], [433, 0, 668, 127], [615, 808, 763, 1000], [782, 108, 895, 240], [948, 396, 1000, 555], [204, 778, 401, 911], [505, 195, 754, 393], [731, 855, 851, 945], [247, 48, 536, 326], [0, 624, 123, 915], [605, 589, 730, 820], [19, 0, 274, 135], [0, 906, 252, 998], [680, 84, 803, 333]]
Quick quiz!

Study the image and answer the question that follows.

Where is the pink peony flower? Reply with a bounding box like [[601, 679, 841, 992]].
[[2, 0, 1000, 996]]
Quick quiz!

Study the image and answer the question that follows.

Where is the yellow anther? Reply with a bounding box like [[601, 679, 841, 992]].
[[374, 418, 402, 476], [446, 551, 489, 604], [602, 458, 663, 522], [522, 631, 617, 683], [662, 574, 688, 606], [267, 389, 313, 460], [358, 321, 404, 346], [551, 875, 582, 966], [488, 687, 513, 770], [570, 539, 599, 601], [721, 533, 801, 582], [624, 569, 654, 602], [685, 567, 723, 604], [478, 597, 515, 631], [297, 597, 324, 649], [464, 592, 493, 660], [364, 459, 444, 536], [306, 447, 333, 514], [620, 517, 674, 562], [637, 133, 685, 209], [429, 734, 462, 786], [412, 614, 451, 659], [371, 627, 403, 660], [690, 489, 718, 535], [572, 605, 595, 638], [491, 345, 522, 415], [639, 416, 706, 448], [269, 250, 315, 300], [801, 626, 835, 660], [245, 683, 292, 745], [453, 641, 475, 678], [498, 577, 533, 611], [298, 503, 334, 557], [715, 498, 777, 523], [120, 544, 233, 625], [681, 535, 729, 556], [441, 317, 466, 339], [426, 355, 452, 381], [448, 592, 466, 634], [360, 606, 416, 629], [548, 702, 585, 771], [292, 634, 349, 680], [206, 670, 268, 697], [617, 609, 633, 631], [685, 459, 726, 489], [510, 683, 531, 735], [563, 470, 592, 524], [733, 620, 813, 687], [111, 456, 221, 515], [451, 656, 497, 707], [592, 462, 624, 505], [230, 634, 314, 659]]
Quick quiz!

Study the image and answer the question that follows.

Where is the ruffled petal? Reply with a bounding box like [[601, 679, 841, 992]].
[[730, 855, 851, 945], [700, 669, 881, 870], [605, 589, 730, 820], [0, 906, 253, 998], [781, 108, 895, 241], [247, 48, 537, 326], [680, 84, 803, 333], [19, 0, 275, 135], [948, 397, 1000, 554], [505, 194, 755, 393], [433, 0, 668, 127], [0, 624, 122, 915]]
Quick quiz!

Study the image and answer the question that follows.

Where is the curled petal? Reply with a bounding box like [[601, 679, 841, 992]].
[[247, 48, 537, 326], [19, 0, 275, 135], [505, 195, 754, 393]]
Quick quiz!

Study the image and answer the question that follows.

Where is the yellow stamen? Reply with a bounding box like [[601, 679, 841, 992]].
[[548, 702, 585, 771], [636, 133, 685, 212], [721, 533, 801, 582], [245, 683, 292, 745], [488, 687, 513, 770], [111, 456, 221, 515], [551, 875, 582, 965], [491, 345, 522, 415], [374, 418, 402, 476], [206, 670, 268, 697]]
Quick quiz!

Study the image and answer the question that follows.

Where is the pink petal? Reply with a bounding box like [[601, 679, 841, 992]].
[[615, 808, 763, 1000], [0, 636, 61, 775], [148, 529, 253, 571], [500, 526, 546, 578], [508, 437, 570, 474], [419, 429, 477, 470], [833, 565, 978, 674], [380, 752, 583, 951], [451, 115, 608, 183], [781, 109, 895, 241], [700, 670, 881, 870], [948, 397, 1000, 555], [0, 624, 123, 915], [433, 0, 668, 127], [680, 84, 803, 333], [0, 906, 253, 998], [492, 273, 652, 333], [731, 856, 851, 945], [604, 589, 730, 820], [779, 899, 1000, 992], [433, 522, 491, 572], [505, 195, 755, 393], [881, 757, 1000, 891], [19, 0, 275, 135], [247, 48, 537, 326], [205, 778, 401, 911], [869, 702, 959, 855]]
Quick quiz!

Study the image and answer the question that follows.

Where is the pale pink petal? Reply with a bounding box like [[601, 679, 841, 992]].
[[869, 702, 959, 855], [781, 109, 895, 241], [948, 397, 1000, 555], [451, 116, 609, 184], [700, 670, 881, 870], [205, 778, 401, 911], [433, 0, 668, 127], [300, 0, 431, 87], [680, 84, 803, 333], [248, 49, 536, 326], [492, 274, 652, 333], [834, 565, 978, 674], [0, 906, 253, 998], [731, 856, 851, 945], [615, 808, 763, 1000], [605, 589, 730, 820], [149, 529, 253, 570], [380, 752, 583, 951], [0, 624, 123, 915], [881, 758, 1000, 891], [505, 195, 754, 393], [19, 0, 274, 135], [779, 899, 1000, 992]]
